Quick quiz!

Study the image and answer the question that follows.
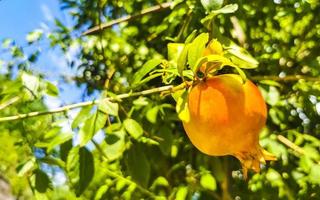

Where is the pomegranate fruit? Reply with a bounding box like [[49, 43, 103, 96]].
[[182, 74, 276, 178]]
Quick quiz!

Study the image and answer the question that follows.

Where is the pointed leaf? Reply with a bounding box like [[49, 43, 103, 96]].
[[72, 106, 92, 129], [177, 44, 190, 77], [79, 111, 107, 146], [212, 4, 238, 14], [47, 132, 73, 152], [226, 47, 259, 68], [34, 169, 51, 193], [46, 81, 59, 96], [66, 146, 94, 197], [188, 33, 209, 70], [132, 59, 163, 86]]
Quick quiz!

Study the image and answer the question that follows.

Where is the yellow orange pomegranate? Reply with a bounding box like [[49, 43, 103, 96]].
[[182, 74, 276, 178]]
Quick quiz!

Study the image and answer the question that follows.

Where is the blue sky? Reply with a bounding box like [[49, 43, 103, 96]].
[[0, 0, 91, 104], [0, 0, 60, 43], [0, 0, 103, 173]]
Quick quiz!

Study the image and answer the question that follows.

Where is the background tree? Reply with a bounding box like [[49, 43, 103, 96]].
[[0, 0, 320, 199]]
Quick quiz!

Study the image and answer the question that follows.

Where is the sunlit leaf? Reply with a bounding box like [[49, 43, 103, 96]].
[[146, 106, 159, 124], [188, 33, 209, 70], [98, 99, 119, 116], [47, 131, 73, 152], [132, 58, 163, 86], [176, 186, 188, 200], [45, 81, 59, 96], [175, 89, 190, 122], [21, 72, 39, 94], [79, 111, 107, 146], [201, 0, 223, 11], [26, 30, 43, 44], [17, 158, 36, 177], [200, 173, 217, 191], [168, 43, 184, 62], [123, 118, 143, 139], [177, 44, 190, 77], [72, 106, 93, 129]]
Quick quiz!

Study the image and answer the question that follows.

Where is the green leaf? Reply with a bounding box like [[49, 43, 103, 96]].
[[138, 136, 159, 146], [192, 54, 234, 73], [95, 185, 109, 200], [201, 0, 223, 11], [126, 144, 150, 187], [133, 97, 149, 106], [47, 132, 73, 152], [123, 118, 143, 139], [66, 146, 94, 197], [17, 158, 36, 177], [200, 173, 217, 191], [21, 72, 39, 94], [79, 111, 107, 146], [104, 129, 126, 160], [60, 139, 73, 162], [136, 73, 162, 86], [309, 164, 320, 184], [158, 126, 173, 156], [150, 176, 169, 190], [34, 169, 51, 193], [226, 47, 259, 69], [177, 44, 190, 77], [45, 81, 59, 96], [188, 33, 209, 70], [72, 106, 92, 129], [146, 106, 159, 124], [26, 30, 43, 44], [132, 59, 163, 86], [212, 3, 238, 14], [98, 99, 119, 116], [176, 186, 188, 200], [167, 43, 185, 62], [201, 4, 238, 29], [185, 30, 198, 43], [175, 89, 190, 122]]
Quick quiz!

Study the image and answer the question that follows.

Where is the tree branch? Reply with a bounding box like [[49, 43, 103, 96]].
[[0, 85, 179, 123], [82, 2, 173, 35]]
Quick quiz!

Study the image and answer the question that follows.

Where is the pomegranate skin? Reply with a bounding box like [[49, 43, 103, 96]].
[[182, 74, 276, 176]]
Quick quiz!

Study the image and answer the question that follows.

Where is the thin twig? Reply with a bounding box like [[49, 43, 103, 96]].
[[0, 85, 179, 123], [277, 135, 305, 155], [252, 75, 320, 82], [0, 96, 20, 110], [82, 2, 173, 35]]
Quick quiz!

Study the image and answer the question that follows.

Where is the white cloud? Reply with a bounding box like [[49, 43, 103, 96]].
[[40, 3, 54, 22]]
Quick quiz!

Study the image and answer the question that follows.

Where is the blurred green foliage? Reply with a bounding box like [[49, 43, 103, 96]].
[[0, 0, 320, 199]]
